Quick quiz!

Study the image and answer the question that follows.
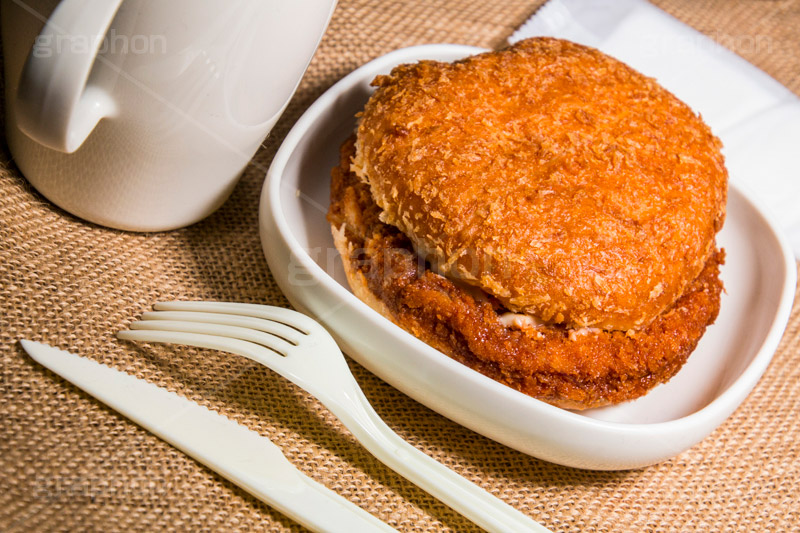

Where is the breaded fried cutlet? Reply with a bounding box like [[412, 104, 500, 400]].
[[328, 38, 727, 409]]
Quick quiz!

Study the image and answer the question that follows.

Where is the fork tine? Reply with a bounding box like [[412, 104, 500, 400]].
[[140, 310, 306, 346], [117, 329, 287, 364], [127, 320, 295, 355], [154, 301, 323, 335]]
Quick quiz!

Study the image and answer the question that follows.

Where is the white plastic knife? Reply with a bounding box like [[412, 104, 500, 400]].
[[20, 340, 395, 533]]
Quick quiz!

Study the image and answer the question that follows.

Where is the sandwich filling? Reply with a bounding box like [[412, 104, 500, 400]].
[[329, 136, 724, 409]]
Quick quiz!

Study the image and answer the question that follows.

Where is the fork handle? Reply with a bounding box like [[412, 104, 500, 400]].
[[329, 392, 551, 533]]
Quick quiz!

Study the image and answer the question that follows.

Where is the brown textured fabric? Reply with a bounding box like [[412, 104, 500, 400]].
[[1, 1, 798, 531]]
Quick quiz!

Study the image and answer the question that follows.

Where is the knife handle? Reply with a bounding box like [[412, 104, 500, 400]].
[[147, 388, 394, 533], [21, 341, 393, 533]]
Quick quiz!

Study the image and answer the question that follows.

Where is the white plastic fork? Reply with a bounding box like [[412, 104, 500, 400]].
[[117, 301, 550, 533]]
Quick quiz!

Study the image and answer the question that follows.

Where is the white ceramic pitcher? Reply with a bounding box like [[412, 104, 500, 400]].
[[2, 0, 336, 231]]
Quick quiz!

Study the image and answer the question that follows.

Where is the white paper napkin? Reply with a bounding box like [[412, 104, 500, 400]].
[[510, 0, 800, 258]]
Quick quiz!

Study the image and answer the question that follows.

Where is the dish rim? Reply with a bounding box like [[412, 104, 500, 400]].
[[262, 43, 798, 438]]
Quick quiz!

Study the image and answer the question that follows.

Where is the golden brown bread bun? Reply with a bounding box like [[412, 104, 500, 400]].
[[329, 137, 724, 409], [353, 37, 727, 331]]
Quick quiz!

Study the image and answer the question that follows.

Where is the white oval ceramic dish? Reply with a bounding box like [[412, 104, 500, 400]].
[[259, 44, 797, 470]]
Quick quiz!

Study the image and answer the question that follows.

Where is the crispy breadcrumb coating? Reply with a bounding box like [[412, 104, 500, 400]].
[[353, 38, 727, 331]]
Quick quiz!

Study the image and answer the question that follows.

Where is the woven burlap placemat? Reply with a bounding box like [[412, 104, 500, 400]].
[[2, 1, 798, 531]]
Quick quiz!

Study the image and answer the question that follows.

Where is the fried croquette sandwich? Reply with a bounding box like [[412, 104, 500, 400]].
[[327, 38, 727, 410]]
